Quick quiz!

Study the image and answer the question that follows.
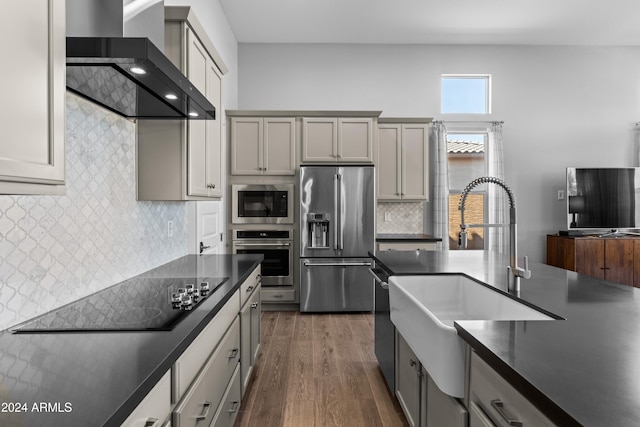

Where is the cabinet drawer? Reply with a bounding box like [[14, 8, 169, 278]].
[[470, 353, 555, 427], [121, 371, 171, 427], [261, 288, 295, 302], [469, 401, 497, 427], [377, 242, 436, 251], [240, 266, 261, 307], [211, 364, 242, 427], [173, 317, 240, 427], [173, 290, 239, 401]]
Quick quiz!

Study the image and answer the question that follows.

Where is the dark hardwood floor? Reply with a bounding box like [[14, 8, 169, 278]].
[[235, 311, 409, 427]]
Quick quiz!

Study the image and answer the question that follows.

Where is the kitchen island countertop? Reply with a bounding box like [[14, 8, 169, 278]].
[[371, 249, 640, 427], [376, 233, 442, 242], [0, 254, 262, 427]]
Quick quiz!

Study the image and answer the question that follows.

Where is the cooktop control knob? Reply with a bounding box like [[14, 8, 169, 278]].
[[171, 292, 182, 309], [181, 294, 193, 310], [200, 281, 210, 296]]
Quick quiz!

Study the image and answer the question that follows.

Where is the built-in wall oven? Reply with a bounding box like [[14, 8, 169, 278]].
[[232, 184, 294, 224], [231, 230, 293, 287]]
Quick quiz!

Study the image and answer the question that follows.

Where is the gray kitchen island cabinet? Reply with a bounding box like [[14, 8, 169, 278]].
[[377, 118, 430, 201], [469, 352, 555, 427], [137, 7, 225, 200], [240, 267, 262, 394], [0, 0, 66, 195], [230, 117, 296, 175], [396, 331, 468, 427]]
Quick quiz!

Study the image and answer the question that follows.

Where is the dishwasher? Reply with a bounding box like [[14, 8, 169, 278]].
[[368, 266, 395, 392]]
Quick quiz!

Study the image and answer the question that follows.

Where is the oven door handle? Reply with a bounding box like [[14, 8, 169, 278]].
[[303, 261, 372, 267], [233, 242, 291, 247]]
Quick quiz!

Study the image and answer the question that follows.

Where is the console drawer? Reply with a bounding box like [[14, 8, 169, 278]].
[[261, 288, 295, 302], [173, 317, 240, 427]]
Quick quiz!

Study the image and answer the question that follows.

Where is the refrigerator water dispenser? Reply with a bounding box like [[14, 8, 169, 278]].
[[307, 213, 330, 249]]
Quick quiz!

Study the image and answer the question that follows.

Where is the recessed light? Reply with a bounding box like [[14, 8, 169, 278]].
[[130, 67, 147, 75], [165, 94, 178, 100], [188, 112, 199, 117]]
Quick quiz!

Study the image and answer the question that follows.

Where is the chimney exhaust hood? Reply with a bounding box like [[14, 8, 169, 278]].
[[66, 0, 215, 120]]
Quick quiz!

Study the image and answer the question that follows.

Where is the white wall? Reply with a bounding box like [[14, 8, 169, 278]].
[[237, 43, 640, 262]]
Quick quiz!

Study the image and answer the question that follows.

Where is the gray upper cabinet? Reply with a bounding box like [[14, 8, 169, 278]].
[[230, 117, 296, 175], [377, 119, 430, 201], [137, 7, 225, 200], [0, 0, 66, 195], [302, 117, 374, 163]]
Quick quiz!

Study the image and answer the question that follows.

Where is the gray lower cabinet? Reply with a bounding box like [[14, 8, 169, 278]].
[[469, 353, 555, 427], [120, 371, 171, 427], [395, 331, 467, 427], [122, 266, 263, 427], [211, 365, 242, 427], [396, 332, 424, 427], [240, 282, 262, 394], [173, 318, 241, 427]]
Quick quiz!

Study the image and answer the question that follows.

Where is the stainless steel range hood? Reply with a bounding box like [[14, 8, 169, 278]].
[[66, 0, 215, 120]]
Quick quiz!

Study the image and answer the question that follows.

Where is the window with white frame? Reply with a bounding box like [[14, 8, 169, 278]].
[[447, 132, 487, 249], [441, 75, 491, 114]]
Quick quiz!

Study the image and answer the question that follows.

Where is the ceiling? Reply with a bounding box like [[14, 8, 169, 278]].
[[218, 0, 640, 46]]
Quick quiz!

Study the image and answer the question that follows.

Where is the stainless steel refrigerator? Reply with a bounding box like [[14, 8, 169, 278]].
[[300, 165, 375, 312]]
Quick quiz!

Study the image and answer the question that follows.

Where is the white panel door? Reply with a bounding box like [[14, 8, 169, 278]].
[[197, 201, 223, 254]]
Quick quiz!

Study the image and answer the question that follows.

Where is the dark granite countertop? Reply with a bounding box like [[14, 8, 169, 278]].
[[376, 233, 442, 242], [0, 254, 262, 427], [370, 250, 640, 427]]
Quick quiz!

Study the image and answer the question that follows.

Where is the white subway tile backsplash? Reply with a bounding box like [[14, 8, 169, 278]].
[[0, 93, 188, 331]]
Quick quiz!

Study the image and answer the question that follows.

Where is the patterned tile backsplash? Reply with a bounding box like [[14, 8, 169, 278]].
[[0, 93, 188, 331], [377, 202, 425, 234]]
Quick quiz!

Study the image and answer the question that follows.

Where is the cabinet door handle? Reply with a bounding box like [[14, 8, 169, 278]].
[[490, 399, 523, 427], [251, 302, 258, 309], [144, 418, 160, 427], [228, 348, 239, 359], [409, 358, 417, 367], [227, 401, 240, 413], [195, 401, 213, 421], [246, 285, 254, 293]]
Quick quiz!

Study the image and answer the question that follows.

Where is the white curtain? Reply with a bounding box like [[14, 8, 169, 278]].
[[487, 122, 508, 253], [431, 122, 450, 250]]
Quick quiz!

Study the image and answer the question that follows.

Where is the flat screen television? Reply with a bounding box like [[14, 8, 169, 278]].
[[566, 167, 640, 232]]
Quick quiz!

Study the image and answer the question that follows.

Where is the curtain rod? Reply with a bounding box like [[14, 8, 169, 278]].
[[432, 120, 504, 125]]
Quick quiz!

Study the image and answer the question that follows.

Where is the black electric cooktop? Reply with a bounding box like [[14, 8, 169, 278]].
[[12, 276, 228, 333]]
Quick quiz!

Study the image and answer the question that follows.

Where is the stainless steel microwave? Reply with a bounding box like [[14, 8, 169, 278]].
[[231, 184, 294, 224]]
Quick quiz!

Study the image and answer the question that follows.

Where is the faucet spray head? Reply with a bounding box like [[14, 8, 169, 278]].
[[458, 229, 468, 248]]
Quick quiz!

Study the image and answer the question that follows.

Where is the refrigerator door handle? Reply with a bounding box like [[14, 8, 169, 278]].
[[337, 173, 343, 250], [334, 174, 339, 250], [303, 261, 373, 267]]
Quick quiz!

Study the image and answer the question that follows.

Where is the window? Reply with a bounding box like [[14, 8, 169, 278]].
[[441, 75, 491, 114], [447, 133, 487, 249]]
